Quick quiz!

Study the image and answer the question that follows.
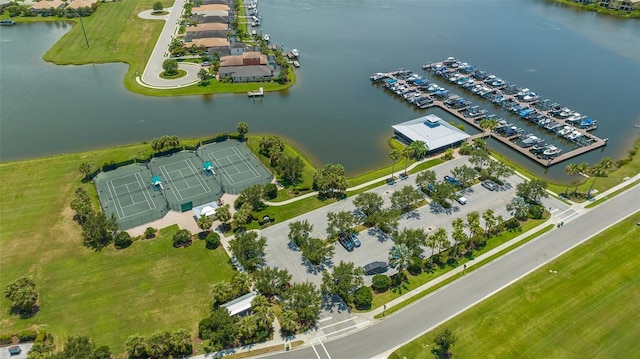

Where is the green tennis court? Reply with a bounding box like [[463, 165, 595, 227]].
[[94, 164, 168, 229], [197, 141, 273, 194], [148, 152, 223, 212]]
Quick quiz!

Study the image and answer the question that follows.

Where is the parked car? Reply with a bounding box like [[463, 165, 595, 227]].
[[456, 194, 467, 205], [444, 175, 461, 186], [338, 232, 355, 252], [363, 261, 388, 275], [349, 233, 361, 247], [482, 180, 498, 191]]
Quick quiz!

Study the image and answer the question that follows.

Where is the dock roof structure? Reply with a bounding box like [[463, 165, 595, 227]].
[[392, 114, 470, 152]]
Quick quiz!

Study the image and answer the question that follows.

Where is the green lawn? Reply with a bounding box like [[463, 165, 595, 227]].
[[390, 212, 640, 359], [0, 143, 234, 353]]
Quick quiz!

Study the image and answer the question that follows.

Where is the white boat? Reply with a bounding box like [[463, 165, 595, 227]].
[[293, 60, 300, 68], [557, 125, 573, 136], [263, 34, 270, 43], [543, 146, 562, 157], [291, 49, 299, 58]]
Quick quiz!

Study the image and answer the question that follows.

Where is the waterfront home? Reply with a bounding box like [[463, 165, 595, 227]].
[[202, 0, 231, 4], [29, 0, 64, 15], [192, 3, 230, 12], [184, 37, 231, 55], [220, 51, 268, 67], [191, 8, 229, 17], [219, 65, 276, 82], [598, 0, 640, 11], [65, 0, 99, 10], [185, 22, 229, 33]]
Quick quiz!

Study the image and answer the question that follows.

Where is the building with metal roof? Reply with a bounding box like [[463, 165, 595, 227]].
[[392, 114, 470, 153]]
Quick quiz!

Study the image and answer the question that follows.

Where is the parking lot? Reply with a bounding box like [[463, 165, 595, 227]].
[[261, 156, 568, 286]]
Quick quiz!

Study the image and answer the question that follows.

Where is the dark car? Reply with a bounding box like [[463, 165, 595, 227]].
[[363, 261, 388, 275], [444, 175, 460, 186], [338, 232, 355, 252], [482, 180, 498, 191], [349, 233, 361, 247]]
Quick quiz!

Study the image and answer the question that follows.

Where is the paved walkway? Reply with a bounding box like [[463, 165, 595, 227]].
[[137, 0, 202, 89]]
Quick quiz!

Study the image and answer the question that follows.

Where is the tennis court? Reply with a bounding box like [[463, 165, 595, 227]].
[[148, 152, 222, 212], [198, 141, 273, 194], [94, 164, 168, 229]]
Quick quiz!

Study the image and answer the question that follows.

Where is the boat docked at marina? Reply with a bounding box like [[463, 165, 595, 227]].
[[542, 145, 562, 157], [0, 19, 16, 26]]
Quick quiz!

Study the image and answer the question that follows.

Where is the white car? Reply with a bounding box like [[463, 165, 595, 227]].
[[456, 195, 467, 205]]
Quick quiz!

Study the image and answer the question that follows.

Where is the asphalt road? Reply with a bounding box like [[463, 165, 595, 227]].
[[261, 184, 640, 359]]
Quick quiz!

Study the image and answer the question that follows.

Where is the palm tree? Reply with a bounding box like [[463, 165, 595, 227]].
[[574, 162, 589, 194], [238, 316, 257, 340], [564, 163, 580, 196], [389, 243, 413, 277], [125, 335, 148, 358], [587, 158, 611, 197], [210, 281, 231, 305], [280, 310, 298, 335], [451, 218, 467, 258], [232, 271, 252, 296], [402, 145, 415, 175], [197, 214, 213, 232], [428, 228, 447, 265], [389, 149, 401, 181], [507, 196, 529, 220], [482, 209, 496, 236], [479, 118, 498, 143], [411, 140, 428, 160], [466, 211, 481, 248], [237, 122, 249, 141]]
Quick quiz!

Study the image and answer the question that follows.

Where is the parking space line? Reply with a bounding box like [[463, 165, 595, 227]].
[[319, 339, 332, 359], [318, 316, 333, 323], [550, 208, 559, 214], [310, 341, 322, 359]]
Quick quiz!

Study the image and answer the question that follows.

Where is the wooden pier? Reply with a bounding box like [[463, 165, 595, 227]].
[[373, 64, 608, 167], [247, 87, 264, 98]]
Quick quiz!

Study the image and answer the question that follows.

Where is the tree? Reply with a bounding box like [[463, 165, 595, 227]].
[[198, 307, 239, 351], [277, 155, 304, 185], [231, 271, 252, 296], [162, 59, 179, 76], [371, 274, 392, 292], [237, 315, 257, 341], [486, 160, 513, 183], [205, 231, 220, 249], [210, 281, 233, 306], [258, 136, 285, 157], [427, 228, 448, 264], [144, 227, 156, 239], [169, 329, 192, 357], [313, 164, 348, 198], [326, 211, 357, 238], [237, 122, 249, 141], [82, 211, 114, 251], [353, 286, 373, 310], [469, 148, 491, 169], [451, 164, 476, 187], [281, 282, 322, 329], [172, 229, 192, 248], [507, 196, 529, 220], [587, 158, 612, 197], [301, 237, 334, 266], [389, 243, 413, 277], [410, 140, 428, 159], [564, 162, 580, 195], [402, 145, 415, 175], [70, 187, 93, 224], [78, 162, 94, 180], [215, 204, 231, 230], [393, 228, 428, 257], [288, 219, 313, 248], [197, 214, 213, 232], [55, 336, 99, 358], [353, 192, 384, 217], [451, 218, 468, 258], [4, 276, 38, 314], [389, 148, 401, 180], [228, 230, 267, 272], [198, 68, 210, 84], [466, 211, 482, 248], [252, 266, 292, 298], [516, 179, 548, 203], [482, 208, 496, 236], [232, 202, 253, 230], [415, 169, 437, 193], [237, 184, 265, 211], [113, 231, 132, 249], [366, 207, 399, 234], [152, 1, 163, 12], [263, 183, 278, 199], [125, 334, 148, 358], [390, 185, 423, 211], [321, 261, 364, 303], [479, 118, 498, 141], [279, 310, 298, 335], [433, 328, 457, 359], [430, 181, 457, 206]]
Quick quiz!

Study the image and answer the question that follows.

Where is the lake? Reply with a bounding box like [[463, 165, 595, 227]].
[[1, 0, 639, 181]]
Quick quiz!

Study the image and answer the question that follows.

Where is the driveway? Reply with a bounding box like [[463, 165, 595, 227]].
[[261, 157, 566, 286], [138, 0, 201, 88]]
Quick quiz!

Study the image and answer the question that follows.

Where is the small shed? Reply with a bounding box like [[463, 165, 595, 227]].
[[221, 290, 258, 316]]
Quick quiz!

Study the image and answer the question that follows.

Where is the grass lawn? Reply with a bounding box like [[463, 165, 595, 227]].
[[38, 0, 295, 96], [390, 211, 640, 359], [0, 142, 234, 353]]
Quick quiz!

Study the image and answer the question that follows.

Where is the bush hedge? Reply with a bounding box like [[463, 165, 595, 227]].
[[353, 286, 373, 310], [371, 274, 391, 293]]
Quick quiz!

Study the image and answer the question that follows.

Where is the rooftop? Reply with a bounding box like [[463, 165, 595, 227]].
[[221, 291, 258, 316], [392, 114, 470, 151], [185, 22, 228, 32], [185, 37, 230, 48]]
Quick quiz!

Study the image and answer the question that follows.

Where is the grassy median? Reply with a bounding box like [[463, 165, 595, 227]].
[[390, 212, 640, 359]]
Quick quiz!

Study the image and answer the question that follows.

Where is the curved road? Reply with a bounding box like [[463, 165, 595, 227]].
[[262, 184, 640, 359], [138, 0, 201, 88]]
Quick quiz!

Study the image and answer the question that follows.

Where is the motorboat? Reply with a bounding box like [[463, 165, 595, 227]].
[[490, 78, 505, 87], [370, 73, 387, 82], [0, 19, 16, 26], [291, 49, 299, 58], [522, 92, 539, 102], [556, 125, 574, 137], [263, 34, 270, 43], [521, 134, 544, 147], [542, 146, 562, 157], [580, 118, 596, 128]]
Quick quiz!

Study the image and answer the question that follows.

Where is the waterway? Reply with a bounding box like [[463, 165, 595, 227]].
[[1, 0, 639, 182]]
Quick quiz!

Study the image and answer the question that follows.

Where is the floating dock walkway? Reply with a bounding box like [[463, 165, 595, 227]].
[[247, 87, 264, 97]]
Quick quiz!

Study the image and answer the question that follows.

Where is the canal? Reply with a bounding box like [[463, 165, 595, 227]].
[[1, 0, 639, 182]]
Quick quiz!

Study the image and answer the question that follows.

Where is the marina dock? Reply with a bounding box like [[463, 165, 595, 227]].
[[371, 59, 608, 167], [247, 87, 264, 97]]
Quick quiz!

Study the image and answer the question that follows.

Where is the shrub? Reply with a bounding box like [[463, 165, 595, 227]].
[[114, 231, 133, 249], [17, 329, 38, 341], [35, 330, 47, 343], [173, 229, 192, 248], [504, 218, 521, 231], [528, 204, 545, 219], [371, 274, 391, 293], [407, 256, 423, 275], [144, 227, 156, 239], [442, 148, 454, 160], [0, 333, 12, 345], [353, 286, 373, 310], [205, 231, 220, 249], [263, 183, 278, 199], [234, 196, 245, 210]]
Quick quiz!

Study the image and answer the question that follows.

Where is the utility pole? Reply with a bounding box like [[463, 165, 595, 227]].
[[79, 12, 90, 48]]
